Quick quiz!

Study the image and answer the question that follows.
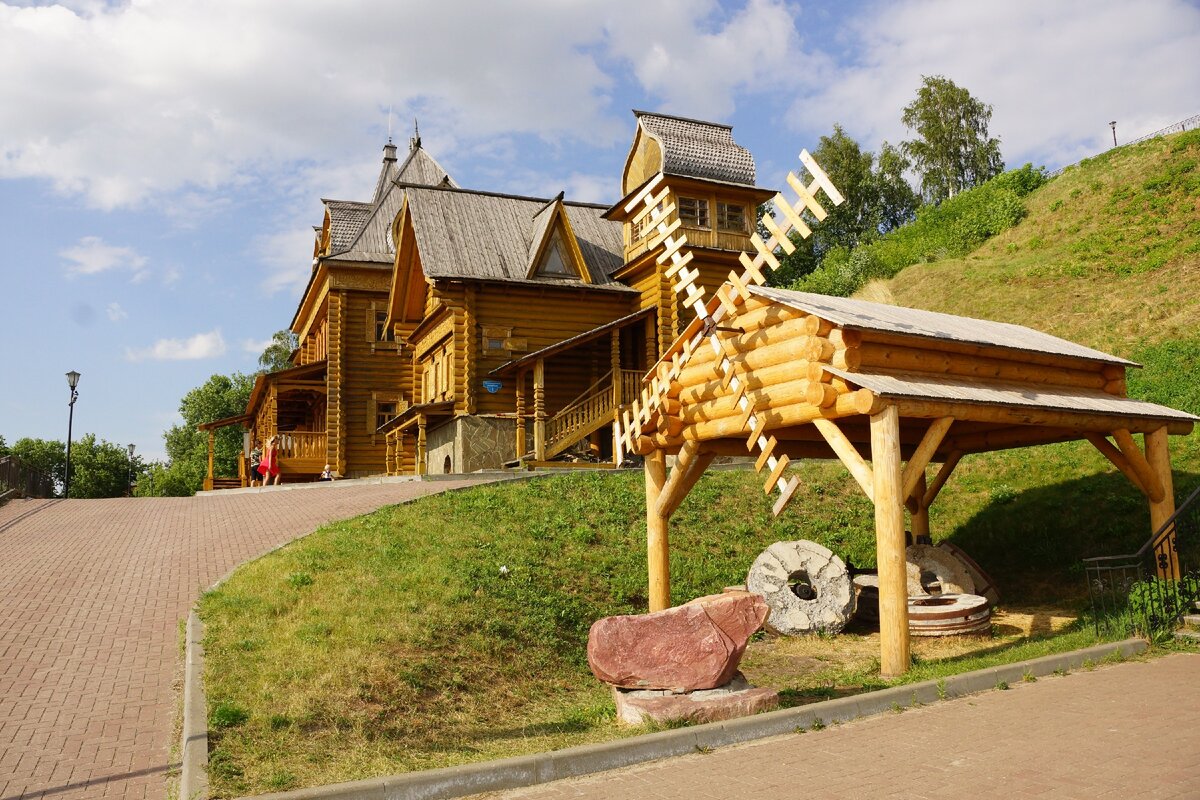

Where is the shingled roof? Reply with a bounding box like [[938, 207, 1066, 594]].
[[634, 110, 756, 187], [323, 200, 372, 253], [327, 141, 459, 262], [403, 185, 631, 292]]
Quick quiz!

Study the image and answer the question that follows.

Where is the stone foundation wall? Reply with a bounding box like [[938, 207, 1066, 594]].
[[424, 415, 517, 474]]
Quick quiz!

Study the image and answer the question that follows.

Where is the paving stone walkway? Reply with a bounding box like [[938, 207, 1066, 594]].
[[0, 478, 492, 800], [486, 652, 1200, 800]]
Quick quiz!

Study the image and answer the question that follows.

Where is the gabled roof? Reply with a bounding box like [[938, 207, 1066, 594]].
[[634, 110, 757, 187], [323, 200, 373, 252], [749, 285, 1138, 367], [327, 143, 459, 262], [401, 185, 632, 292]]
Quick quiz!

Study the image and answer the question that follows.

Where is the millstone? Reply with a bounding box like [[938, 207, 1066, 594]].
[[907, 593, 992, 636], [937, 542, 1000, 606], [906, 544, 975, 597], [746, 540, 855, 635]]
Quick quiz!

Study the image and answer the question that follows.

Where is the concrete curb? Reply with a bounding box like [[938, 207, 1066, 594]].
[[180, 611, 208, 800], [229, 638, 1146, 800]]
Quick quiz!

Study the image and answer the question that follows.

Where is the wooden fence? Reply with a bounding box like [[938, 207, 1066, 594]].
[[0, 455, 55, 499]]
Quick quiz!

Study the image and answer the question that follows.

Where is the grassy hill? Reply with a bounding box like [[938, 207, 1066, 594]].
[[199, 131, 1200, 796]]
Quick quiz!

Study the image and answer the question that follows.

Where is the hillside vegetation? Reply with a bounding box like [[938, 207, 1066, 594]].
[[200, 131, 1200, 796]]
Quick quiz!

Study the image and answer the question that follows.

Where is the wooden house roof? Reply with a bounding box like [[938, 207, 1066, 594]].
[[634, 110, 757, 187], [401, 185, 632, 292], [750, 286, 1136, 367], [323, 200, 372, 252]]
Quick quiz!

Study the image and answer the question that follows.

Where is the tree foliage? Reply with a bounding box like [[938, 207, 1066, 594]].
[[901, 75, 1004, 203], [258, 330, 299, 373], [9, 437, 65, 493], [63, 434, 139, 498], [153, 372, 255, 496], [769, 125, 919, 285]]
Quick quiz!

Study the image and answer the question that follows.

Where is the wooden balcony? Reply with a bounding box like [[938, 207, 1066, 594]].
[[276, 431, 327, 475]]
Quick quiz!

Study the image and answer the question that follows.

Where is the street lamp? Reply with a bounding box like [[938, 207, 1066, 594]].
[[127, 443, 136, 496], [65, 370, 80, 499], [1109, 121, 1118, 148]]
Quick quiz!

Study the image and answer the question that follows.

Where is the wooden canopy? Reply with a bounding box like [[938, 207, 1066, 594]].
[[623, 286, 1195, 677]]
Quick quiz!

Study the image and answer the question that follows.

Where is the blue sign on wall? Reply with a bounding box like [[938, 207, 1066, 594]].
[[482, 379, 503, 394]]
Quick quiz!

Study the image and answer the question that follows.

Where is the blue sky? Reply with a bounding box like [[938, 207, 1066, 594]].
[[2, 0, 1198, 462]]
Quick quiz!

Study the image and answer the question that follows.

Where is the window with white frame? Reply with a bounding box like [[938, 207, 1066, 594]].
[[678, 197, 710, 228], [716, 202, 747, 233]]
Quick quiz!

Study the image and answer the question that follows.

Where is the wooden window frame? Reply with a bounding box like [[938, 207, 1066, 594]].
[[717, 202, 748, 233], [678, 196, 710, 229]]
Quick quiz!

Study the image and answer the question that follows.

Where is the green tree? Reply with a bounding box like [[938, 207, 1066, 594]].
[[258, 330, 299, 373], [901, 75, 1004, 202], [64, 434, 139, 498], [157, 372, 255, 496], [10, 437, 66, 494], [769, 125, 919, 285], [0, 434, 8, 456]]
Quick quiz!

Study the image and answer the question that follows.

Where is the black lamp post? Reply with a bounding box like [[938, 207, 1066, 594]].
[[1109, 121, 1118, 147], [127, 443, 136, 496], [65, 370, 80, 498]]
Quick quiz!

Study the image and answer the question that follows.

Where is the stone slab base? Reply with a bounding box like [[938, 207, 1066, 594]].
[[613, 673, 779, 726]]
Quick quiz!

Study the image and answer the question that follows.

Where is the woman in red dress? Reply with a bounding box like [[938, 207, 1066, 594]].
[[258, 435, 282, 486]]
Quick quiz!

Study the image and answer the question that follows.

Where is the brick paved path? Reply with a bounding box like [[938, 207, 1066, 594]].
[[0, 479, 490, 800], [489, 652, 1200, 800]]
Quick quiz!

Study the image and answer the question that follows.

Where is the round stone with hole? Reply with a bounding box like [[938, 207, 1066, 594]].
[[746, 540, 855, 635], [906, 544, 975, 597]]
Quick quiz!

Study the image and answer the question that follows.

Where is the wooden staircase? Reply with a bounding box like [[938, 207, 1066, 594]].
[[544, 369, 641, 460]]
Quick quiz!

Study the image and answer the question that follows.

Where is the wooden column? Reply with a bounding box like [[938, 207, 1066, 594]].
[[611, 330, 623, 467], [1146, 426, 1179, 579], [645, 450, 669, 612], [515, 371, 526, 459], [910, 471, 930, 543], [204, 430, 216, 491], [416, 415, 427, 476], [533, 358, 546, 461], [871, 405, 910, 677]]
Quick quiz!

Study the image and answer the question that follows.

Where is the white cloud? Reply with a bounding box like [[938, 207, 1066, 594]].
[[253, 225, 319, 296], [105, 301, 127, 321], [125, 329, 226, 361], [60, 235, 148, 277], [242, 336, 274, 355], [791, 0, 1200, 170]]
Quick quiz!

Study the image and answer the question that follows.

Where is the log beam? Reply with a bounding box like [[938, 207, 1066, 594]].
[[922, 451, 962, 509], [901, 417, 955, 501], [1145, 426, 1179, 580], [1085, 433, 1147, 496], [871, 405, 910, 677], [813, 418, 874, 501], [910, 472, 930, 542], [645, 450, 670, 612], [1113, 429, 1164, 503]]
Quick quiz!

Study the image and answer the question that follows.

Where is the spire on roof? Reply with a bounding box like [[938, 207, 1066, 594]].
[[409, 118, 421, 152]]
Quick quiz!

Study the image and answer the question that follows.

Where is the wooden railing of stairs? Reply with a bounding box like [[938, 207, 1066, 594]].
[[544, 369, 642, 460]]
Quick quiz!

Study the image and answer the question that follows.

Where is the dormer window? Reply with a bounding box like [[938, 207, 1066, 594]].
[[536, 228, 575, 277], [717, 202, 747, 233], [634, 202, 664, 242], [678, 197, 710, 229]]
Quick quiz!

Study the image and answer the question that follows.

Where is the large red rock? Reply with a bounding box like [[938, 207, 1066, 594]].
[[587, 591, 769, 692], [612, 673, 780, 726]]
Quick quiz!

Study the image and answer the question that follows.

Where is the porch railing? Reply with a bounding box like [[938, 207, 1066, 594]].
[[545, 369, 642, 458], [0, 455, 55, 499], [277, 431, 326, 463], [1084, 483, 1200, 637]]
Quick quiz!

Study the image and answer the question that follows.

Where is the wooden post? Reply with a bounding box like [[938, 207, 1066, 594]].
[[206, 430, 215, 488], [416, 414, 427, 476], [910, 471, 930, 543], [1145, 426, 1179, 580], [645, 449, 669, 612], [533, 358, 546, 461], [515, 371, 526, 459], [871, 405, 909, 677], [611, 330, 623, 467]]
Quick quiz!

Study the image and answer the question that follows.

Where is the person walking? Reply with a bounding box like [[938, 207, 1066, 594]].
[[259, 435, 282, 486]]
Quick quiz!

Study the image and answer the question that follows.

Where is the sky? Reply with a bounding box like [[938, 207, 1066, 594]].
[[2, 0, 1198, 463]]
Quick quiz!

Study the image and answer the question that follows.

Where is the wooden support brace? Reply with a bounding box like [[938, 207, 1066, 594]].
[[624, 172, 664, 213], [1113, 429, 1165, 503], [773, 192, 812, 239], [1085, 433, 1148, 497], [736, 399, 757, 433], [663, 249, 694, 280], [737, 251, 767, 286], [746, 420, 763, 451], [812, 418, 874, 501], [755, 436, 778, 473], [901, 417, 955, 501], [716, 284, 741, 318], [683, 286, 707, 312], [772, 474, 803, 517], [765, 454, 791, 494], [727, 269, 751, 302], [787, 172, 828, 221], [750, 233, 781, 270], [921, 451, 962, 509], [799, 149, 846, 206], [630, 192, 672, 227], [760, 212, 796, 254], [673, 266, 700, 294], [655, 233, 689, 265]]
